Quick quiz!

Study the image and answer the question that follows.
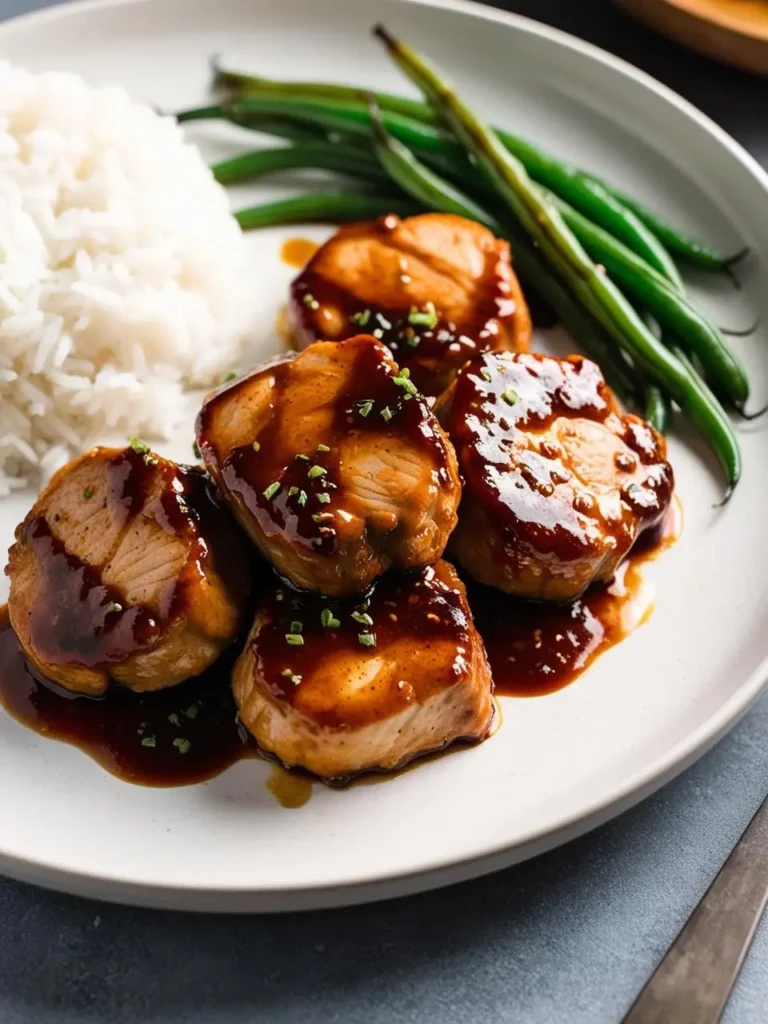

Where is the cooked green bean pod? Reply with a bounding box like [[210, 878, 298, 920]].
[[234, 191, 420, 230], [212, 142, 388, 185]]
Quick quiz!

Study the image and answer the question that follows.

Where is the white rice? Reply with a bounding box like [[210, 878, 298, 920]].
[[0, 60, 255, 496]]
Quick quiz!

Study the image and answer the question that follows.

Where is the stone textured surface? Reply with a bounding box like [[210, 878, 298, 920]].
[[2, 1, 768, 1021]]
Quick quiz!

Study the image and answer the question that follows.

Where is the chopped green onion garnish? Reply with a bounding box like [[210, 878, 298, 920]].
[[480, 367, 492, 382], [307, 465, 327, 480], [295, 453, 310, 461], [501, 388, 519, 406], [302, 293, 320, 310], [281, 668, 302, 685], [183, 705, 198, 720], [103, 601, 123, 615], [290, 620, 303, 634], [173, 738, 191, 754], [168, 713, 180, 726], [128, 436, 157, 464], [288, 486, 299, 496], [408, 301, 438, 329], [252, 440, 261, 452], [297, 490, 308, 507], [350, 309, 371, 327], [380, 406, 393, 422], [351, 611, 373, 626], [317, 492, 331, 504], [393, 374, 418, 396], [285, 633, 304, 646], [82, 487, 94, 500], [263, 482, 281, 500], [358, 633, 376, 647], [192, 441, 201, 460], [223, 371, 238, 383], [316, 443, 330, 453], [357, 400, 374, 418], [321, 608, 341, 629], [141, 735, 156, 748]]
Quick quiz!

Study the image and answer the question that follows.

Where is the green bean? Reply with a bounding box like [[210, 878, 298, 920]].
[[604, 189, 746, 271], [374, 25, 740, 493], [643, 385, 670, 434], [537, 187, 750, 409], [214, 68, 712, 282], [671, 345, 741, 498], [212, 142, 389, 185], [177, 103, 330, 143], [368, 105, 639, 403], [234, 191, 421, 230]]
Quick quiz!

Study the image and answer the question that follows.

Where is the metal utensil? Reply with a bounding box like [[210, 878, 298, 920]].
[[624, 792, 768, 1023]]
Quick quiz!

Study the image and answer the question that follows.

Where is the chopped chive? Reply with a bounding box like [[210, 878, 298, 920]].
[[317, 492, 331, 504], [285, 633, 304, 646], [173, 737, 191, 754], [168, 713, 180, 726], [223, 371, 238, 383], [501, 387, 519, 406], [350, 309, 371, 327], [252, 440, 261, 452], [393, 374, 418, 396], [352, 611, 373, 626], [128, 436, 157, 464], [297, 490, 308, 507], [295, 453, 310, 461], [380, 406, 393, 422], [480, 367, 492, 382], [82, 487, 94, 500], [192, 441, 201, 460], [316, 443, 330, 453], [183, 705, 198, 720], [408, 301, 438, 329], [321, 608, 341, 628], [357, 400, 374, 418], [141, 735, 156, 748], [358, 633, 376, 647], [263, 481, 281, 500], [307, 465, 327, 480], [288, 486, 299, 496], [290, 620, 303, 634]]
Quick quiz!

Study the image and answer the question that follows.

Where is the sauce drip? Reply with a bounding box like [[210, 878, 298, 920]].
[[470, 501, 680, 696], [280, 237, 319, 269]]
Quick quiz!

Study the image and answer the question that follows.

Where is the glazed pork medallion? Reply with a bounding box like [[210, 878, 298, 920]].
[[436, 351, 674, 602], [232, 561, 494, 780], [288, 213, 532, 397], [196, 335, 461, 597], [5, 445, 250, 696]]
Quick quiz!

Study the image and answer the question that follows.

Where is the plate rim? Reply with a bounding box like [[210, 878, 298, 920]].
[[2, 0, 768, 912]]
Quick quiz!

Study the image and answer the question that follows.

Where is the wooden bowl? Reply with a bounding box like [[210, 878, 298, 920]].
[[616, 0, 768, 75]]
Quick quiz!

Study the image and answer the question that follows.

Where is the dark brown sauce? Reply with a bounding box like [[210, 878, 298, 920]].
[[280, 237, 319, 269], [288, 214, 519, 396], [0, 504, 679, 787], [470, 499, 681, 696], [0, 605, 251, 786]]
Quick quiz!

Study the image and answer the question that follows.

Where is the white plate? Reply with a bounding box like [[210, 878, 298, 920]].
[[2, 0, 768, 913]]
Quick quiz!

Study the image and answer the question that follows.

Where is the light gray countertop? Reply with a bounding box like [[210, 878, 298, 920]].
[[2, 1, 768, 1021]]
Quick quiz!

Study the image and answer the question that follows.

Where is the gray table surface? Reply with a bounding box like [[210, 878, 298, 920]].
[[2, 1, 768, 1021]]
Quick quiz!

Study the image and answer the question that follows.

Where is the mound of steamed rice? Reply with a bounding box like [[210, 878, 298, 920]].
[[0, 60, 255, 496]]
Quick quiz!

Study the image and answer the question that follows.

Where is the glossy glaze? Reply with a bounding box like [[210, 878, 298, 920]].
[[438, 351, 674, 600]]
